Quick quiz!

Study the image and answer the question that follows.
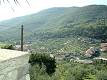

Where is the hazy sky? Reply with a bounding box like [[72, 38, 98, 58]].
[[0, 0, 107, 21]]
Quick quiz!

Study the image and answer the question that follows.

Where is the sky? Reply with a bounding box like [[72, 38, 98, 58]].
[[0, 0, 107, 21]]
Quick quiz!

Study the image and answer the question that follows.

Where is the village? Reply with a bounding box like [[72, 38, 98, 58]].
[[54, 39, 107, 64]]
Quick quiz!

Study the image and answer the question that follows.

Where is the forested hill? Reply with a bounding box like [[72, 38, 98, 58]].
[[0, 5, 107, 41]]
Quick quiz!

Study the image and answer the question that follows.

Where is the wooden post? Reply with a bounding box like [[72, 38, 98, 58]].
[[21, 25, 23, 51]]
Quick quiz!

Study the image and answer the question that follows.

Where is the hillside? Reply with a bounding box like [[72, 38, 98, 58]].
[[0, 5, 107, 41]]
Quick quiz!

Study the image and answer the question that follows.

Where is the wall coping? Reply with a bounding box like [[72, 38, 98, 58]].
[[0, 49, 29, 62]]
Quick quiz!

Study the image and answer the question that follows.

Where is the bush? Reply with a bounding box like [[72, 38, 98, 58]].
[[1, 44, 14, 50], [29, 53, 56, 75], [96, 70, 107, 80]]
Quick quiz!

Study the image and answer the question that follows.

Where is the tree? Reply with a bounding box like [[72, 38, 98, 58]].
[[29, 53, 56, 75]]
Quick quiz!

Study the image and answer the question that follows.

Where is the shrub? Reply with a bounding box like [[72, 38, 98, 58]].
[[1, 44, 14, 50], [29, 53, 56, 75]]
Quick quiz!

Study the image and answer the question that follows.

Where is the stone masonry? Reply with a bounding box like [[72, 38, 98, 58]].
[[0, 49, 30, 80]]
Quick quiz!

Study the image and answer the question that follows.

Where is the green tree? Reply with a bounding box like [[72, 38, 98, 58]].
[[29, 53, 56, 75]]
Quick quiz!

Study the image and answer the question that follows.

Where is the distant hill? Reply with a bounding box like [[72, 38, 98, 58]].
[[0, 5, 107, 41]]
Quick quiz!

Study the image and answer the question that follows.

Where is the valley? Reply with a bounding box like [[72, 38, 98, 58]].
[[0, 5, 107, 80]]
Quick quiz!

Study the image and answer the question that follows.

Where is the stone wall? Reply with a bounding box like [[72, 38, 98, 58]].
[[0, 49, 30, 80]]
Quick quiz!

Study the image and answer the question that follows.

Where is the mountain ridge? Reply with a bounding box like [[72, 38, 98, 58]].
[[0, 5, 107, 41]]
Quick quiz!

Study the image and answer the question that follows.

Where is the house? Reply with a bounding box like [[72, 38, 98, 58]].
[[100, 43, 107, 52], [85, 47, 100, 57], [14, 44, 31, 51]]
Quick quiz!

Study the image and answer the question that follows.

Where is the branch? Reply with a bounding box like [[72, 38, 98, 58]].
[[26, 0, 30, 6], [14, 0, 20, 5], [0, 0, 30, 6], [0, 0, 30, 11]]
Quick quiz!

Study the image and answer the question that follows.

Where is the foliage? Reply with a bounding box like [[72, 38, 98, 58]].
[[0, 5, 107, 41], [1, 44, 14, 50], [29, 53, 56, 75], [29, 60, 107, 80], [1, 5, 107, 80], [31, 38, 100, 56]]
